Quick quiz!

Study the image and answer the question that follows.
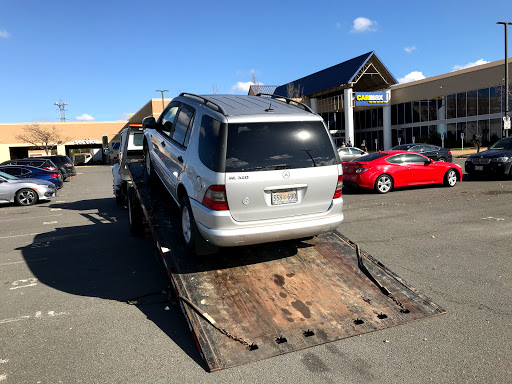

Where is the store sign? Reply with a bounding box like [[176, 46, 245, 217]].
[[354, 92, 389, 106], [74, 139, 99, 145]]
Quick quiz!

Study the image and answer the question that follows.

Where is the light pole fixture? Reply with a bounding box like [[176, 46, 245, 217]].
[[156, 90, 169, 112], [497, 22, 512, 136]]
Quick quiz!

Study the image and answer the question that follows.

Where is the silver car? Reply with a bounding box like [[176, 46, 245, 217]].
[[143, 93, 344, 254], [0, 171, 56, 206], [337, 147, 368, 162]]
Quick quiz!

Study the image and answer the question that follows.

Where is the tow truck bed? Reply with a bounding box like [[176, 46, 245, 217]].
[[127, 163, 445, 371]]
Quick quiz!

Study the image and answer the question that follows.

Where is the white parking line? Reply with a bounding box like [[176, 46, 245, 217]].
[[43, 221, 58, 225], [0, 214, 62, 222], [10, 278, 38, 290], [0, 232, 44, 240], [50, 208, 62, 211], [0, 373, 7, 382], [0, 310, 67, 325]]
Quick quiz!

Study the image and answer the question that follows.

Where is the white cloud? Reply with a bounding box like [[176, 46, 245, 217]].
[[452, 59, 488, 71], [351, 17, 377, 33], [336, 22, 342, 29], [398, 71, 426, 84], [0, 30, 10, 38], [230, 81, 263, 94], [404, 46, 416, 53], [75, 113, 95, 121]]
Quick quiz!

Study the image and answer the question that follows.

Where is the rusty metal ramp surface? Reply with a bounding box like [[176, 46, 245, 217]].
[[129, 164, 446, 372]]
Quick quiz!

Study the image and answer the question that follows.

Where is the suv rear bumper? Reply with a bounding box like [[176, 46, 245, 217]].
[[191, 198, 344, 247]]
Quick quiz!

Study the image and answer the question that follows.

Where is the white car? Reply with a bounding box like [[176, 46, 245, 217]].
[[0, 171, 56, 206], [337, 146, 368, 162]]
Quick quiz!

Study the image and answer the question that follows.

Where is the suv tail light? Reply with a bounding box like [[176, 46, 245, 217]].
[[333, 175, 343, 199], [49, 173, 59, 178], [65, 163, 72, 167], [202, 185, 229, 210], [43, 166, 57, 171], [448, 150, 452, 154]]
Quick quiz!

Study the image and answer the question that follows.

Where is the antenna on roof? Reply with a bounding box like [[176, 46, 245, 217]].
[[54, 100, 68, 122], [265, 103, 274, 113]]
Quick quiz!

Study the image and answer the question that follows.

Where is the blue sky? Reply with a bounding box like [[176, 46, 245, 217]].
[[1, 0, 511, 123]]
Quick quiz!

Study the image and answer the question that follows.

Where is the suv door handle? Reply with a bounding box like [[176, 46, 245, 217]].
[[178, 155, 184, 163], [161, 141, 166, 147]]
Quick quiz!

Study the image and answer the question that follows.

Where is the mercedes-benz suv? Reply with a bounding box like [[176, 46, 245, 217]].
[[142, 93, 343, 253]]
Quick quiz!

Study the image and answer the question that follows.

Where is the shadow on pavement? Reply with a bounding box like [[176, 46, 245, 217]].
[[18, 197, 208, 371]]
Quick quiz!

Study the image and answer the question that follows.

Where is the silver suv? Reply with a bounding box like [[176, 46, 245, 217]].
[[142, 93, 343, 253]]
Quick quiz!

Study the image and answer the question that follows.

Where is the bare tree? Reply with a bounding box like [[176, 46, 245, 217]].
[[251, 73, 262, 95], [15, 123, 68, 155], [212, 83, 218, 94], [286, 82, 304, 100]]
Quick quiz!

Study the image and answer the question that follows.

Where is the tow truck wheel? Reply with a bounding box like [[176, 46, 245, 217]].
[[374, 174, 393, 194], [128, 187, 144, 236]]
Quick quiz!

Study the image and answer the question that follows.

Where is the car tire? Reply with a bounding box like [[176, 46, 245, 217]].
[[15, 188, 38, 206], [374, 174, 393, 194], [128, 187, 144, 236], [444, 169, 458, 187], [180, 196, 217, 256], [144, 144, 156, 186], [438, 157, 446, 162]]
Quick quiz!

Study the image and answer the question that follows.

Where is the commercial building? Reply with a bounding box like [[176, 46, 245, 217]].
[[251, 51, 512, 151], [1, 52, 511, 163]]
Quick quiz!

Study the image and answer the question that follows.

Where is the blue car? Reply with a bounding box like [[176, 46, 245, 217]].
[[0, 165, 63, 189]]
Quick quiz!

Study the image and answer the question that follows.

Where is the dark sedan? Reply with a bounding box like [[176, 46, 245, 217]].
[[465, 137, 512, 178], [390, 143, 452, 162], [0, 165, 63, 189], [32, 155, 76, 181]]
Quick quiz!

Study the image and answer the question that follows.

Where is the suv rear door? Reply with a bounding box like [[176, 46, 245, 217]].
[[224, 120, 339, 222]]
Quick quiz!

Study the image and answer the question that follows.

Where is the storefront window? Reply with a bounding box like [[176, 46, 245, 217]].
[[446, 94, 456, 119], [413, 101, 420, 123], [489, 118, 502, 144], [428, 98, 439, 121], [391, 104, 397, 125], [467, 90, 477, 116], [490, 86, 501, 114], [398, 103, 405, 125], [447, 123, 457, 147], [371, 109, 377, 128], [457, 92, 466, 118], [478, 119, 489, 144], [377, 108, 383, 127], [478, 88, 490, 115], [466, 121, 477, 146], [405, 102, 412, 124]]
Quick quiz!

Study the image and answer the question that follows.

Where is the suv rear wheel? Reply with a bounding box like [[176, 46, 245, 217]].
[[180, 196, 217, 256], [144, 144, 156, 185]]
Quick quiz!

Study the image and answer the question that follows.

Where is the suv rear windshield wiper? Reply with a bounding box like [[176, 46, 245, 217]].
[[241, 164, 291, 171]]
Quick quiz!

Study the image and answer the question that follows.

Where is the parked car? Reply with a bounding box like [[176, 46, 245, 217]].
[[0, 171, 56, 206], [390, 143, 452, 162], [142, 93, 343, 253], [343, 150, 462, 193], [0, 165, 63, 189], [337, 146, 368, 162], [465, 137, 512, 178], [1, 158, 58, 172], [32, 155, 76, 181]]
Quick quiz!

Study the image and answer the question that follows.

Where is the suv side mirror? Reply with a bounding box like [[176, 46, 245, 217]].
[[142, 116, 156, 129]]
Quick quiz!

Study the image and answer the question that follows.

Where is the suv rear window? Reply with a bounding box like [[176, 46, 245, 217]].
[[225, 121, 336, 172]]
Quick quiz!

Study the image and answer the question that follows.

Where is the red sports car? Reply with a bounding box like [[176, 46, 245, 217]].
[[342, 150, 463, 193]]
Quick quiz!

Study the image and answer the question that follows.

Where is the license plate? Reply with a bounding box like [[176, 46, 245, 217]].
[[272, 189, 298, 205], [475, 166, 483, 171]]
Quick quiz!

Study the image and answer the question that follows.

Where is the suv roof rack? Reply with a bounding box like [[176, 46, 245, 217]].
[[255, 93, 314, 114], [179, 93, 227, 116]]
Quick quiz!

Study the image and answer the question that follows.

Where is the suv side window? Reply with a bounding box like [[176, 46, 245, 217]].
[[172, 104, 195, 147], [198, 115, 226, 172], [160, 102, 180, 137]]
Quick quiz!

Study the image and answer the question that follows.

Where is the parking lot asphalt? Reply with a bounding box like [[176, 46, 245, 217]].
[[0, 161, 511, 383]]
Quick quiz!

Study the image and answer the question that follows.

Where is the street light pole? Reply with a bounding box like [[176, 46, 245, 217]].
[[497, 22, 512, 137], [155, 89, 169, 112]]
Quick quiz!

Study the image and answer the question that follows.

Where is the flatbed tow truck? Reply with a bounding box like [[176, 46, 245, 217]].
[[123, 161, 445, 372]]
